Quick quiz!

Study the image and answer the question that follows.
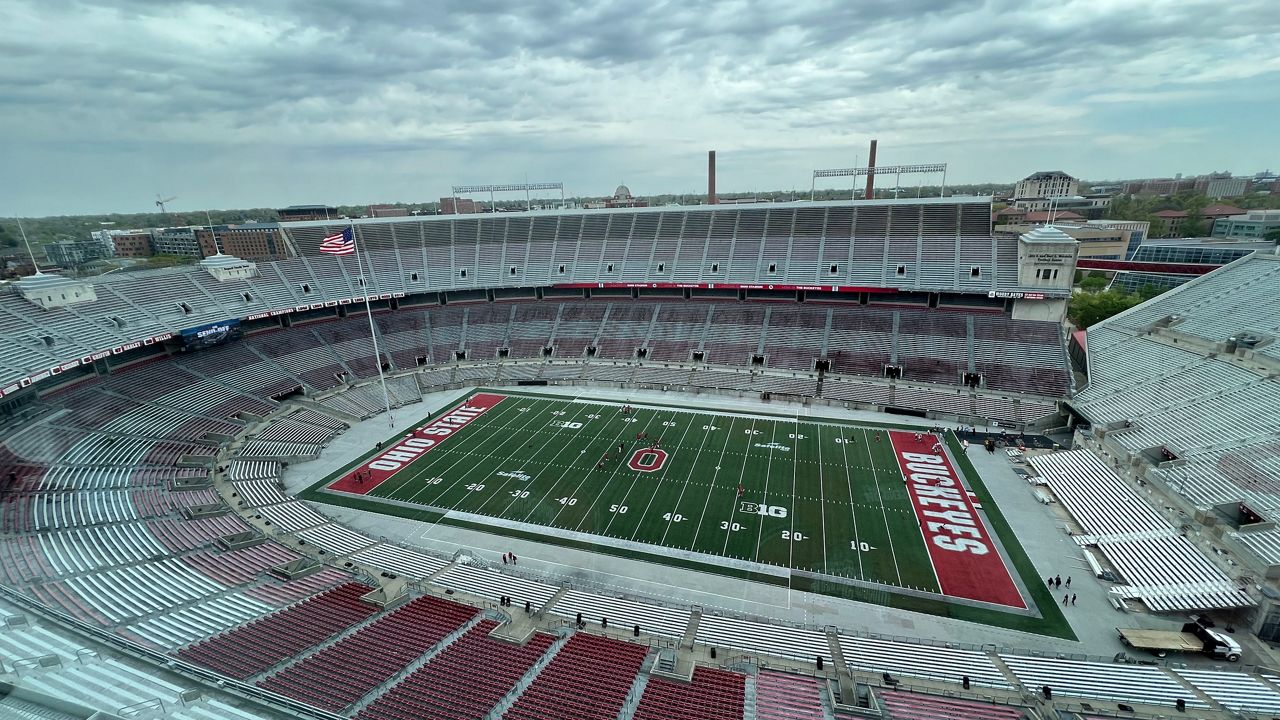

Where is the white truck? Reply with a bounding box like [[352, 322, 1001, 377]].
[[1117, 623, 1242, 662]]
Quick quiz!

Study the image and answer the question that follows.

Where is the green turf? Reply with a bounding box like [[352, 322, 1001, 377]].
[[302, 389, 1073, 637]]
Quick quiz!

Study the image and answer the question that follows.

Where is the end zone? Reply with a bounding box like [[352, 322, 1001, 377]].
[[327, 393, 506, 495], [888, 430, 1025, 609]]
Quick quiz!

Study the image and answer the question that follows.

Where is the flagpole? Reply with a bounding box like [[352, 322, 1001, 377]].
[[349, 220, 395, 427]]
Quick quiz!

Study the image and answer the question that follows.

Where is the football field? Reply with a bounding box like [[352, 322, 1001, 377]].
[[313, 390, 1035, 614]]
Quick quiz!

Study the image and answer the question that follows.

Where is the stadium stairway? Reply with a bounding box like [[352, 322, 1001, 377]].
[[347, 611, 490, 711], [471, 628, 574, 720]]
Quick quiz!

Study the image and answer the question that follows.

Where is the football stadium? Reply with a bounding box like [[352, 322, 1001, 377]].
[[3, 195, 1280, 720]]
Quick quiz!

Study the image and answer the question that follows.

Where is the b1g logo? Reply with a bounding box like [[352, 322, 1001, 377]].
[[739, 502, 788, 518], [628, 448, 668, 472]]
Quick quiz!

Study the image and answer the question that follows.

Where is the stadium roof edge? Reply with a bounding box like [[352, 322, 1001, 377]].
[[1090, 252, 1280, 333], [278, 195, 996, 228]]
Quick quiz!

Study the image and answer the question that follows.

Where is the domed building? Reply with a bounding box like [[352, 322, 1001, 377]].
[[603, 183, 647, 208]]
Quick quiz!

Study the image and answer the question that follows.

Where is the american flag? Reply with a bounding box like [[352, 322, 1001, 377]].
[[319, 228, 355, 256]]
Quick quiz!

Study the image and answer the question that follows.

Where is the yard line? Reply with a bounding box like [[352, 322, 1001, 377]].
[[837, 427, 865, 580], [604, 411, 698, 538], [404, 396, 584, 509], [748, 421, 779, 563], [815, 420, 829, 575], [540, 408, 663, 528], [378, 395, 539, 502], [571, 411, 669, 533], [862, 427, 904, 587], [688, 416, 738, 550], [721, 418, 759, 556], [788, 418, 803, 574], [479, 400, 610, 517], [655, 415, 717, 546]]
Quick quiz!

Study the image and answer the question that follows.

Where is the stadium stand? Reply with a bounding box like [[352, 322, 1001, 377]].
[[1029, 450, 1251, 611], [14, 198, 1280, 719], [877, 690, 1024, 720], [257, 594, 479, 712], [501, 632, 649, 720], [1068, 253, 1280, 600], [755, 670, 826, 720], [632, 666, 745, 720]]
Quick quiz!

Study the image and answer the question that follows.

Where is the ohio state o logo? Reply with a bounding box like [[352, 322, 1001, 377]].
[[629, 448, 669, 473]]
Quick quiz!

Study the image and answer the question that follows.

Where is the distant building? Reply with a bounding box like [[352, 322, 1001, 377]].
[[1082, 219, 1149, 260], [583, 185, 649, 210], [1205, 177, 1251, 199], [995, 222, 1127, 260], [440, 197, 483, 215], [368, 204, 409, 218], [1021, 210, 1086, 224], [44, 239, 114, 267], [277, 205, 338, 222], [1152, 209, 1189, 237], [1009, 195, 1111, 219], [1131, 237, 1273, 265], [1014, 171, 1078, 199], [1201, 203, 1247, 234], [196, 223, 287, 261], [93, 229, 154, 258], [1212, 210, 1280, 240], [153, 228, 202, 256]]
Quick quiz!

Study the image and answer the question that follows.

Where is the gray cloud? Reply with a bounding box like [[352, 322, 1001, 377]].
[[2, 0, 1278, 215]]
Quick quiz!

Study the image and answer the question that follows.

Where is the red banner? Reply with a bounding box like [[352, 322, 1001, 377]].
[[328, 393, 506, 495], [553, 282, 897, 293], [888, 431, 1024, 608]]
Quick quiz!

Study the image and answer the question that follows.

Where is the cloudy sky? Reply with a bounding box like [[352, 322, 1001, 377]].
[[4, 0, 1278, 216]]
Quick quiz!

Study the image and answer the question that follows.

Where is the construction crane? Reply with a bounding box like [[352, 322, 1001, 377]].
[[155, 194, 177, 213]]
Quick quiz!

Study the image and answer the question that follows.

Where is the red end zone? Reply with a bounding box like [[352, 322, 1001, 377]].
[[888, 431, 1025, 609], [327, 393, 506, 495]]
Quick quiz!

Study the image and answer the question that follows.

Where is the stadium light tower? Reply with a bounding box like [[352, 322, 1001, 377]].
[[450, 182, 565, 212], [814, 161, 947, 197]]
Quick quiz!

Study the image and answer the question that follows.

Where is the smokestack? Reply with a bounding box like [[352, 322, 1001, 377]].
[[708, 150, 717, 205], [864, 139, 878, 200]]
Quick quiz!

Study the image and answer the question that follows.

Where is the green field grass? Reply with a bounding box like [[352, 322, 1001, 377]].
[[304, 389, 1074, 637]]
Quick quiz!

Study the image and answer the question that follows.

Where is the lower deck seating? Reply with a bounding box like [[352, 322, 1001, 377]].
[[503, 633, 649, 720], [175, 583, 378, 680], [878, 690, 1025, 720], [258, 595, 479, 712], [633, 667, 745, 720], [756, 671, 825, 720], [358, 620, 557, 720]]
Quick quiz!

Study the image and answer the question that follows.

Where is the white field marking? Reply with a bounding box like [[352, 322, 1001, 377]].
[[545, 408, 664, 529], [619, 411, 700, 541], [862, 427, 911, 588], [370, 394, 527, 499], [811, 419, 828, 575], [414, 397, 588, 512], [600, 411, 692, 537], [897, 433, 944, 592], [722, 418, 759, 556], [392, 396, 543, 505], [481, 400, 605, 518], [688, 416, 739, 550], [657, 416, 717, 547], [513, 400, 649, 525], [749, 421, 780, 564], [837, 426, 865, 580]]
